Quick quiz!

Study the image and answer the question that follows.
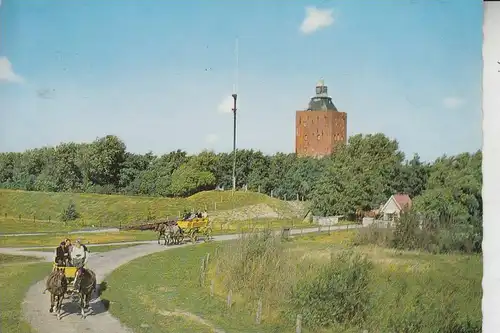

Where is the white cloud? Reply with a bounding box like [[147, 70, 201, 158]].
[[443, 97, 465, 109], [205, 133, 218, 144], [217, 95, 235, 114], [0, 56, 24, 83], [300, 6, 334, 35]]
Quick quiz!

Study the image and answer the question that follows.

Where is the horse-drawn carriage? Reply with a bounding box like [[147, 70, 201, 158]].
[[154, 217, 213, 245], [177, 217, 212, 243]]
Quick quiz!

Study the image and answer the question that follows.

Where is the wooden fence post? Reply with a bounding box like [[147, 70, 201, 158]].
[[214, 202, 217, 211], [210, 279, 215, 296], [296, 314, 302, 333], [200, 258, 206, 286], [227, 290, 233, 308], [256, 299, 262, 324]]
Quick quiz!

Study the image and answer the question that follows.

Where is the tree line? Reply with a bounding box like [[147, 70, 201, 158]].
[[0, 134, 481, 225]]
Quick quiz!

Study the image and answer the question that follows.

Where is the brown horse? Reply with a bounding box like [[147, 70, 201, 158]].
[[155, 223, 168, 245], [74, 267, 97, 319], [45, 268, 68, 320], [165, 224, 183, 245]]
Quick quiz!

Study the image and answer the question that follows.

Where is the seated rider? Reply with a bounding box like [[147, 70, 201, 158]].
[[54, 241, 67, 266], [64, 239, 73, 265], [71, 239, 89, 288], [201, 210, 208, 218]]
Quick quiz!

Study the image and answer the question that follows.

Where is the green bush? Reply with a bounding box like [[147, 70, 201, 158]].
[[60, 201, 79, 222], [288, 250, 373, 329]]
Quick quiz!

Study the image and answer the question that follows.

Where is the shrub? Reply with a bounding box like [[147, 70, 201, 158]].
[[60, 202, 79, 222], [288, 250, 373, 329]]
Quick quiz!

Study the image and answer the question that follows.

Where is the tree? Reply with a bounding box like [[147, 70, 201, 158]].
[[79, 135, 126, 188], [311, 134, 404, 218], [394, 153, 430, 198], [169, 164, 216, 197]]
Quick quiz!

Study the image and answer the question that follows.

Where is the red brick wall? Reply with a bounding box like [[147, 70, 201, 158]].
[[295, 110, 347, 158]]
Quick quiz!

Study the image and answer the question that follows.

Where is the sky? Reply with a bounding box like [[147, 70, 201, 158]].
[[0, 0, 483, 162]]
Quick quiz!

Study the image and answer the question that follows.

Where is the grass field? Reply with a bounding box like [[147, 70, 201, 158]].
[[0, 217, 318, 247], [103, 230, 482, 333], [0, 254, 51, 333], [0, 189, 307, 232], [23, 243, 141, 253], [0, 231, 157, 247]]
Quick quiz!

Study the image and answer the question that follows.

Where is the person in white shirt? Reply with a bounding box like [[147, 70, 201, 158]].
[[71, 239, 89, 287]]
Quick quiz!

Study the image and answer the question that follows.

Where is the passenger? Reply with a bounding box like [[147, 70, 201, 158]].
[[201, 210, 208, 218], [54, 241, 67, 266], [71, 239, 89, 287], [64, 239, 73, 266]]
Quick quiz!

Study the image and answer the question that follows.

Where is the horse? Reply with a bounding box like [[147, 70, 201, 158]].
[[155, 223, 168, 245], [73, 267, 97, 319], [45, 267, 68, 320], [165, 224, 183, 245]]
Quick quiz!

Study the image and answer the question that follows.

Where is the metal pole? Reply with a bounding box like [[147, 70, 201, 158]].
[[232, 93, 238, 192]]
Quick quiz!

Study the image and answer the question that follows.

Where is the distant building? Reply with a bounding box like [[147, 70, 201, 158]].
[[295, 79, 347, 158], [380, 194, 413, 221]]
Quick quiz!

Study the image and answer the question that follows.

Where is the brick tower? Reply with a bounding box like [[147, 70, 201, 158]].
[[295, 79, 347, 158]]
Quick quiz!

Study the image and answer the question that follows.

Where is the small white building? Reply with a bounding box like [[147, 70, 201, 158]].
[[380, 194, 412, 221]]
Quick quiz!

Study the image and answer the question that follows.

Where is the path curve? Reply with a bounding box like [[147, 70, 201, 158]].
[[11, 225, 359, 333]]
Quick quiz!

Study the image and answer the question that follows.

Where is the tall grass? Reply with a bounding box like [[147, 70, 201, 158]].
[[353, 211, 482, 254], [211, 230, 481, 332]]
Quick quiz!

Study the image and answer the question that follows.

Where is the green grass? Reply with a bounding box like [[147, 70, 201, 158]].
[[105, 243, 273, 333], [0, 189, 306, 232], [0, 218, 319, 248], [23, 243, 141, 253], [103, 231, 482, 333], [0, 260, 51, 333], [0, 253, 41, 264], [0, 231, 157, 247]]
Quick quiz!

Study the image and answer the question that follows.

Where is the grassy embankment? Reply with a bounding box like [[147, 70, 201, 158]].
[[103, 230, 481, 333], [0, 254, 51, 333], [0, 189, 311, 233], [23, 243, 141, 252]]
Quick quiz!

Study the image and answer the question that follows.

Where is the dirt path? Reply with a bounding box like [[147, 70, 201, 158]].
[[11, 225, 358, 333]]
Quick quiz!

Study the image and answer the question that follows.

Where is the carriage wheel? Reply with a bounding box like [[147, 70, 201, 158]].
[[204, 228, 213, 242], [190, 230, 198, 243]]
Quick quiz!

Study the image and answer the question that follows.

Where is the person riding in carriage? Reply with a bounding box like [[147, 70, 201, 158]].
[[71, 239, 89, 289], [54, 241, 68, 266]]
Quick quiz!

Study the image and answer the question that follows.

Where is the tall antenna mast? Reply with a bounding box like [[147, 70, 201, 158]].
[[233, 37, 239, 94], [231, 37, 239, 192]]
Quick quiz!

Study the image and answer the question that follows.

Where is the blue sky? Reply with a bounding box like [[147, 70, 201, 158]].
[[0, 0, 483, 162]]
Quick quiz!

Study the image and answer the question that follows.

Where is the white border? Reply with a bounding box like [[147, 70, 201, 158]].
[[482, 2, 500, 332]]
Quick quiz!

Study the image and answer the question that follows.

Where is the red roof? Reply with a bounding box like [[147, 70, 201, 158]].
[[393, 194, 412, 210]]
